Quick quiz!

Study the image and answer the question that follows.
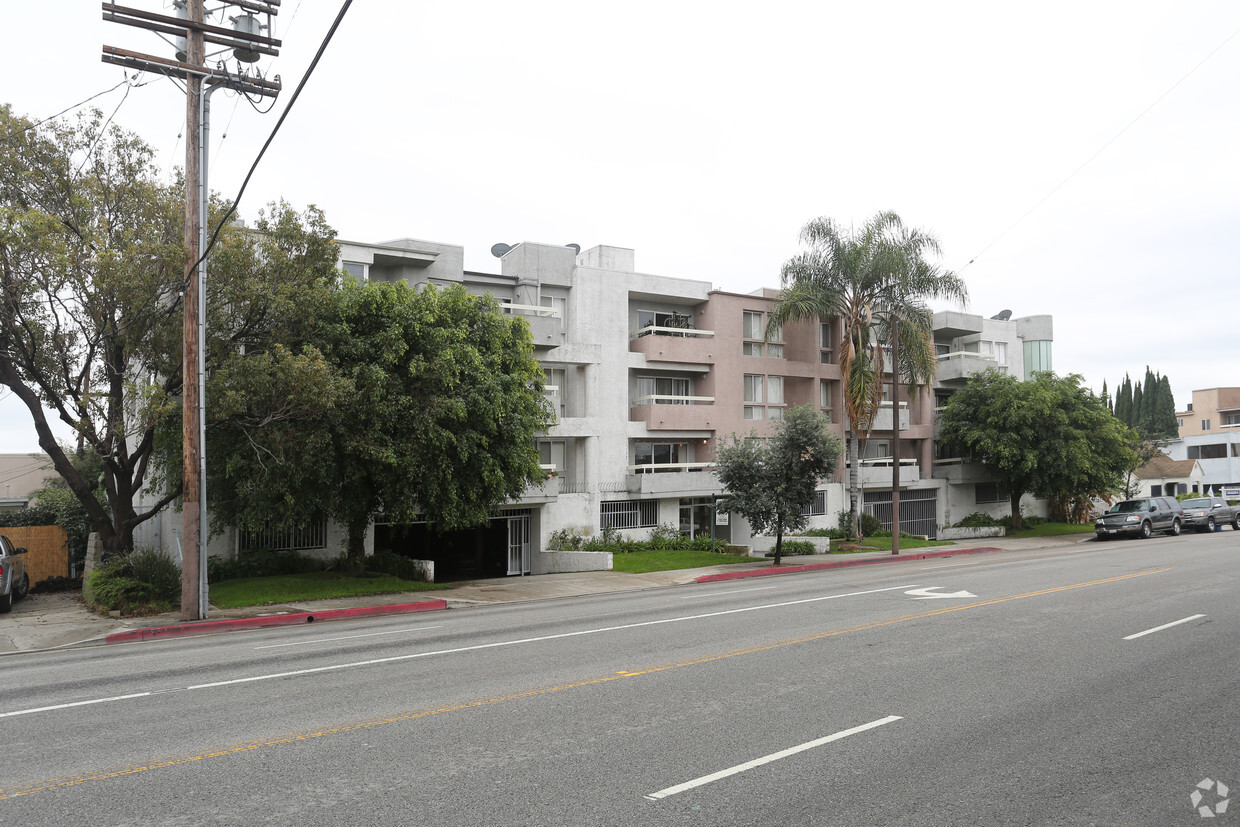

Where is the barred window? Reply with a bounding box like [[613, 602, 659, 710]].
[[600, 500, 657, 530], [238, 519, 327, 552], [802, 490, 827, 516], [974, 483, 1008, 505]]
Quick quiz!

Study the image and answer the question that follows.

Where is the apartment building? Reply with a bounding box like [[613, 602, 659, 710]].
[[1166, 388, 1240, 496], [134, 235, 1053, 575]]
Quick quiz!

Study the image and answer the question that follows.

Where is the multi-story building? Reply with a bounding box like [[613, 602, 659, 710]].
[[1167, 388, 1240, 496], [136, 235, 1054, 576]]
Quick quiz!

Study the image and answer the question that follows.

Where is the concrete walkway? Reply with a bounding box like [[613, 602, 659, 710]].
[[0, 534, 1089, 654]]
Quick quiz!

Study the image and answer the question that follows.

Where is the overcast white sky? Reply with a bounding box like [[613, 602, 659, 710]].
[[2, 1, 1238, 454]]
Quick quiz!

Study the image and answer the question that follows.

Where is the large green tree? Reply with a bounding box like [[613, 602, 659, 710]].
[[937, 371, 1139, 528], [0, 104, 339, 557], [714, 405, 843, 566], [769, 211, 967, 539], [208, 279, 551, 567]]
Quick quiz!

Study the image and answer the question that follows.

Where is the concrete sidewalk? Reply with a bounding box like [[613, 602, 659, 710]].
[[0, 534, 1089, 654]]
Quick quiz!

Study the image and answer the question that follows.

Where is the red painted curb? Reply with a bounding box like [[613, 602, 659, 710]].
[[694, 547, 1004, 583], [104, 599, 448, 644]]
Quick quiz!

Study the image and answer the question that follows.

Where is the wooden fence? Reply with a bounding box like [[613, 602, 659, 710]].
[[1, 526, 69, 585]]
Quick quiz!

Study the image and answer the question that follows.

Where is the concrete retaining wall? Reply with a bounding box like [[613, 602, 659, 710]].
[[937, 526, 1005, 540], [532, 550, 613, 574]]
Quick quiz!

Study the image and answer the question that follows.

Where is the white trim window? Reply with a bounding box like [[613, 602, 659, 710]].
[[744, 374, 764, 420]]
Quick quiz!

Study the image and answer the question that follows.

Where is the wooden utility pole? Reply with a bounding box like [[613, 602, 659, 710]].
[[102, 1, 282, 620]]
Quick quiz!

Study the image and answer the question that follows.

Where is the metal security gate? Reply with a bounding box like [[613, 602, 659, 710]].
[[864, 489, 939, 539], [506, 512, 531, 575]]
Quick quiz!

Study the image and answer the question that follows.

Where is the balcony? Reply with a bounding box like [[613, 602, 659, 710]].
[[933, 310, 983, 339], [871, 402, 909, 432], [630, 396, 715, 430], [855, 457, 920, 487], [629, 326, 715, 365], [502, 303, 563, 348], [936, 351, 997, 383], [932, 458, 989, 483], [625, 464, 720, 496]]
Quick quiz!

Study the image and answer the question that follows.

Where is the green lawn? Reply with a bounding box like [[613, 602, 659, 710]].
[[1002, 522, 1095, 539], [842, 536, 952, 552], [209, 571, 450, 609], [610, 549, 765, 574]]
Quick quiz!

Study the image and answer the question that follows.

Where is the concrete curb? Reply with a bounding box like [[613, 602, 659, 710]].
[[103, 599, 448, 644], [694, 546, 1003, 583]]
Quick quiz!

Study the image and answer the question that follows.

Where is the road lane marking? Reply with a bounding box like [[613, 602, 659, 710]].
[[905, 587, 977, 600], [678, 586, 778, 599], [183, 585, 919, 690], [253, 626, 443, 649], [1123, 614, 1206, 640], [0, 693, 152, 719], [0, 568, 1170, 802], [644, 716, 903, 801]]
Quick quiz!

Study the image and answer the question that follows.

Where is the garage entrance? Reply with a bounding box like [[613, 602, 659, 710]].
[[374, 509, 532, 580]]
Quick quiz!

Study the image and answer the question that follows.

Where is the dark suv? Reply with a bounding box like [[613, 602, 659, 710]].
[[1179, 496, 1240, 532], [1095, 497, 1184, 540]]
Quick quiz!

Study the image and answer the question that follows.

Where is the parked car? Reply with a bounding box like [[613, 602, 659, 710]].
[[0, 533, 30, 613], [1095, 497, 1184, 540], [1179, 496, 1240, 532]]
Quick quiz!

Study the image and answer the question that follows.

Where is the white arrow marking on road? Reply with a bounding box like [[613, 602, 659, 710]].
[[905, 586, 976, 600]]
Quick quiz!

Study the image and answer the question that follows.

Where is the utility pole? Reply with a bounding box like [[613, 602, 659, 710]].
[[102, 1, 281, 620]]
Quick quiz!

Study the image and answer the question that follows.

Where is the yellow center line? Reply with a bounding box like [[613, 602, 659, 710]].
[[0, 567, 1169, 801]]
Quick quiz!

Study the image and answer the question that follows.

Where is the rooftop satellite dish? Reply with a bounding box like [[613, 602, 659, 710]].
[[991, 309, 1013, 320], [565, 243, 581, 254], [490, 243, 513, 258]]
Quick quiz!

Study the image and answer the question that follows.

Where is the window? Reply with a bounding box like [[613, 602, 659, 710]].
[[1202, 419, 1211, 431], [744, 374, 764, 404], [536, 439, 566, 473], [637, 309, 693, 336], [802, 490, 827, 516], [1023, 339, 1052, 379], [975, 483, 1008, 504], [820, 380, 833, 410], [601, 500, 657, 530], [633, 441, 689, 471], [540, 295, 566, 327], [1226, 413, 1240, 426], [742, 311, 779, 357], [544, 368, 566, 419], [239, 519, 327, 552], [1188, 444, 1227, 460], [635, 376, 692, 405], [342, 261, 366, 280]]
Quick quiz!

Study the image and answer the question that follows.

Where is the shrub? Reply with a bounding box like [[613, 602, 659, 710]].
[[836, 510, 883, 536], [207, 549, 325, 582], [547, 526, 592, 550], [954, 512, 1001, 528], [779, 540, 816, 556], [646, 523, 683, 549], [998, 514, 1045, 529], [87, 547, 181, 614]]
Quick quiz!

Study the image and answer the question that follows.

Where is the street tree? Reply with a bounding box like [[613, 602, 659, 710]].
[[769, 211, 967, 539], [208, 279, 551, 568], [937, 371, 1139, 528], [714, 405, 843, 566], [0, 105, 339, 557]]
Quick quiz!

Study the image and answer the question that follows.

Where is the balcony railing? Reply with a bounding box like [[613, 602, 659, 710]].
[[628, 461, 714, 473], [501, 303, 560, 319], [630, 325, 715, 340], [631, 395, 715, 406]]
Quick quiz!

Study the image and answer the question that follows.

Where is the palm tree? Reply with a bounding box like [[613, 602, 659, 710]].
[[769, 211, 968, 539]]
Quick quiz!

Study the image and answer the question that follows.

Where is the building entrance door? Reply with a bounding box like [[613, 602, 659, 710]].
[[506, 513, 530, 575]]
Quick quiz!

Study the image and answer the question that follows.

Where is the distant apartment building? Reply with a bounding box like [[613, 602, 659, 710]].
[[1166, 388, 1240, 496]]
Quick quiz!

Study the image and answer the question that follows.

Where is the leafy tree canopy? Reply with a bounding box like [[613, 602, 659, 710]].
[[207, 279, 552, 565], [0, 104, 340, 556], [714, 405, 843, 565], [937, 371, 1139, 528]]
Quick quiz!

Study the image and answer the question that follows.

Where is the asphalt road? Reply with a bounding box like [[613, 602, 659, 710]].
[[1, 533, 1237, 825]]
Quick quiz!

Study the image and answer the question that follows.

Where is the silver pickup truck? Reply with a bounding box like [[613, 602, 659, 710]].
[[0, 533, 30, 613], [1179, 496, 1240, 532]]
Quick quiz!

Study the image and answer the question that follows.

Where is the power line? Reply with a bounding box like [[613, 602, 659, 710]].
[[0, 79, 133, 144], [961, 22, 1240, 271], [197, 0, 354, 269]]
